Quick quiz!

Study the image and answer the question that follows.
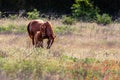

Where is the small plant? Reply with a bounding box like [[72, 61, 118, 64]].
[[115, 10, 120, 22], [27, 9, 40, 19], [96, 13, 112, 25], [0, 26, 7, 32], [62, 15, 75, 25], [0, 11, 2, 18], [115, 18, 120, 23], [8, 14, 18, 20]]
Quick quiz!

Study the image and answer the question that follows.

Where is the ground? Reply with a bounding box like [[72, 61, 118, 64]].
[[0, 18, 120, 80]]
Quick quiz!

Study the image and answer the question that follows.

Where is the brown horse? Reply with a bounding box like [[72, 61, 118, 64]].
[[27, 20, 56, 49]]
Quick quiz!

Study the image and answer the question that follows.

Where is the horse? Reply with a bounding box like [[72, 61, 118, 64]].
[[27, 20, 56, 49]]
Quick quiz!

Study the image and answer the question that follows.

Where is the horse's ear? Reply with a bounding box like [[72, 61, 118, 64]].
[[45, 21, 52, 27], [46, 21, 50, 24]]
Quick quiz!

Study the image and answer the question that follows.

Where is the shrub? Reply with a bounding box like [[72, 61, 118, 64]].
[[96, 13, 112, 25], [27, 9, 40, 19], [62, 15, 75, 25]]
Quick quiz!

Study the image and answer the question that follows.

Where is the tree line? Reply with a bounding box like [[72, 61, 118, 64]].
[[0, 0, 120, 16], [0, 0, 120, 25], [0, 0, 74, 14]]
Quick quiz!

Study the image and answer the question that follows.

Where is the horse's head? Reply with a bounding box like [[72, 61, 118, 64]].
[[43, 21, 56, 38], [43, 21, 56, 49]]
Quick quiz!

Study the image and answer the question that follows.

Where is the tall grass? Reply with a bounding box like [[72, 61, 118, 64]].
[[0, 18, 120, 80]]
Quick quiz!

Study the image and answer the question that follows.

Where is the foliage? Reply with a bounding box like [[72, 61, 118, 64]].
[[2, 59, 43, 79], [91, 0, 120, 16], [27, 9, 40, 19], [68, 59, 120, 80], [96, 13, 112, 25], [71, 0, 99, 21], [62, 15, 75, 25], [0, 0, 120, 19], [0, 0, 73, 14]]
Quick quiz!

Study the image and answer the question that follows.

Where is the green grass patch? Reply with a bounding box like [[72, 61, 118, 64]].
[[0, 50, 120, 80], [0, 24, 26, 33], [54, 25, 77, 34]]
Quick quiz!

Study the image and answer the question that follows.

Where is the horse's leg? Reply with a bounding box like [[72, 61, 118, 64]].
[[41, 40, 44, 48], [32, 37, 34, 45], [49, 35, 55, 48], [47, 39, 51, 49], [34, 36, 38, 48], [50, 38, 54, 47], [47, 38, 54, 49], [38, 40, 43, 48]]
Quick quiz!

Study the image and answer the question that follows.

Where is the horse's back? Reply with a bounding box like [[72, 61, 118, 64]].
[[34, 19, 44, 23], [28, 20, 44, 35], [30, 20, 44, 27]]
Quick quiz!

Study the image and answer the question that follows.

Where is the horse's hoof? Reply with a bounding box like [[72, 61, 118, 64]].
[[47, 47, 50, 49]]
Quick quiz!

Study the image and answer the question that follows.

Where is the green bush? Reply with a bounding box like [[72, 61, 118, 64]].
[[27, 9, 40, 19], [62, 15, 75, 25], [96, 14, 112, 25], [71, 0, 99, 21]]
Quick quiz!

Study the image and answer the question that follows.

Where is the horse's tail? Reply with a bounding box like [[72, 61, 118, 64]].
[[27, 22, 31, 35]]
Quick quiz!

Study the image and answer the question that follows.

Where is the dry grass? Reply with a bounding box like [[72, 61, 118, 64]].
[[0, 18, 120, 80], [1, 19, 120, 60]]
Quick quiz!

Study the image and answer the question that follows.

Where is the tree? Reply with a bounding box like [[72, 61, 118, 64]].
[[71, 0, 99, 21]]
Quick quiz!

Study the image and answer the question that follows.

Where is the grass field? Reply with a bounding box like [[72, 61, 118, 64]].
[[0, 18, 120, 80]]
